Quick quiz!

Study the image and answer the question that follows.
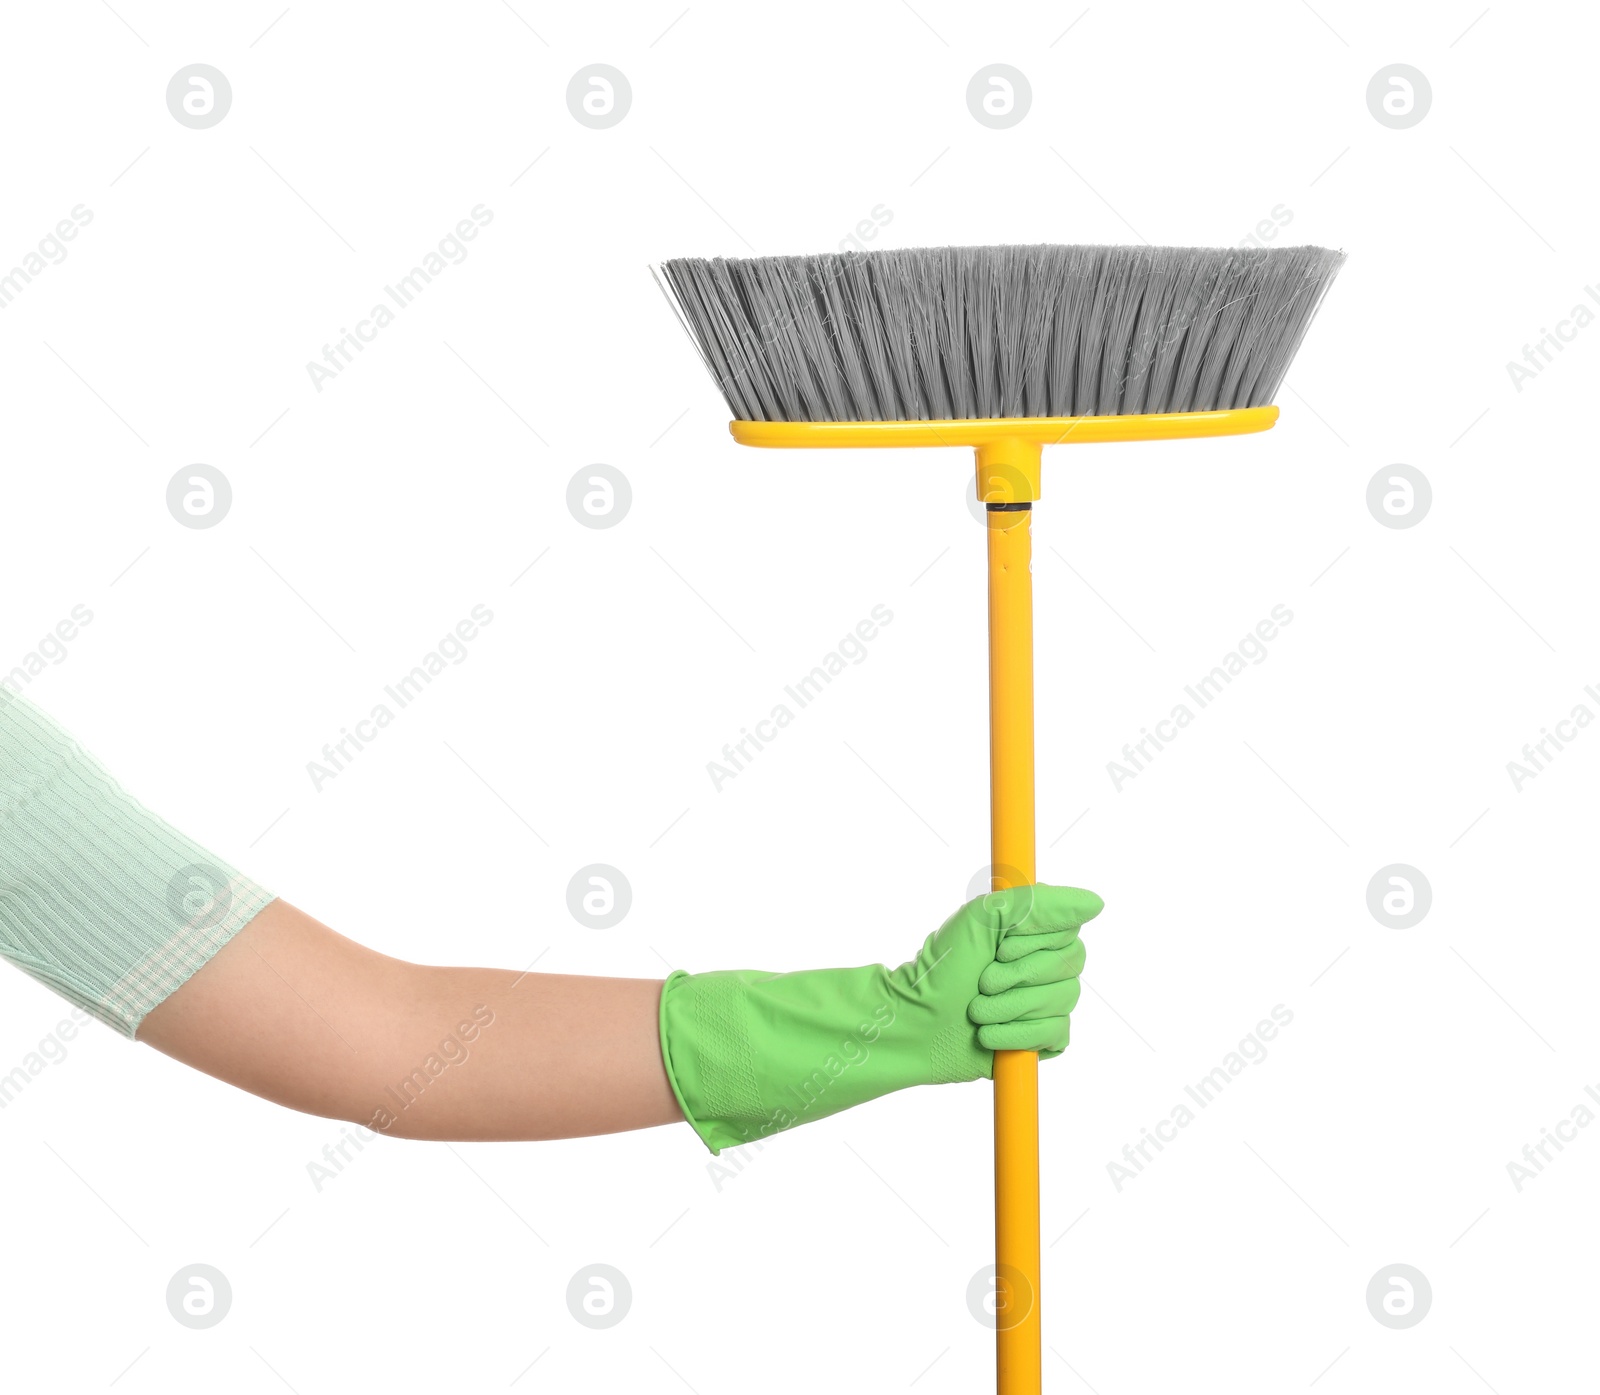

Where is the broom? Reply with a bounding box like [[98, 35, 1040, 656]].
[[655, 243, 1345, 1394]]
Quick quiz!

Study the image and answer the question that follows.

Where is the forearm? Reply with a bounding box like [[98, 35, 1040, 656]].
[[137, 899, 683, 1141]]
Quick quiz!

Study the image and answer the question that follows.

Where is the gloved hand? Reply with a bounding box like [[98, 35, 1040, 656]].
[[658, 883, 1102, 1153]]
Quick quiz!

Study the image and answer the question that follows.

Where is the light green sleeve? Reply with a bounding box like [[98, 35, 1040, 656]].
[[0, 688, 275, 1037]]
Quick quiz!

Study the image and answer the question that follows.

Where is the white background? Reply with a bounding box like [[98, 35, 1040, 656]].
[[1, 1, 1596, 1390]]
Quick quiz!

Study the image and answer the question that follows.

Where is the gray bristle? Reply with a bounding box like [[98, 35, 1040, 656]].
[[656, 244, 1345, 422]]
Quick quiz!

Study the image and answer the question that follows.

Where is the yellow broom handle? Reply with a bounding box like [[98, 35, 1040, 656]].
[[987, 502, 1040, 1395]]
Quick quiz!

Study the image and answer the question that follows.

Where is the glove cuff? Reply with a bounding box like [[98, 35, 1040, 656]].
[[658, 969, 772, 1155], [659, 961, 954, 1155]]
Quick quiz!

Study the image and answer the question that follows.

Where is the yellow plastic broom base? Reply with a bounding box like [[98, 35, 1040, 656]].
[[729, 406, 1278, 450]]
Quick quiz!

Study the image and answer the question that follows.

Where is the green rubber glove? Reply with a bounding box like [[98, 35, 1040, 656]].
[[658, 883, 1102, 1153]]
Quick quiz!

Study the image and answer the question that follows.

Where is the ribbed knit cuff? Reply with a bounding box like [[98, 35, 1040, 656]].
[[0, 689, 275, 1037]]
